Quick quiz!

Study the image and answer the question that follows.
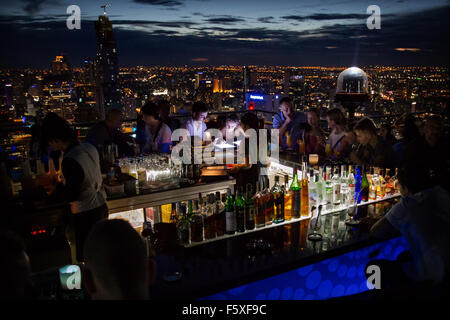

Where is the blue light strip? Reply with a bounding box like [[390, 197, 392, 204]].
[[200, 236, 408, 300]]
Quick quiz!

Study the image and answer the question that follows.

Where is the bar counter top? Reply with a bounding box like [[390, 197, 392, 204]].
[[149, 196, 402, 300]]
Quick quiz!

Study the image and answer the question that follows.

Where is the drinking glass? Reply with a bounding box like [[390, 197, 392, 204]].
[[308, 205, 323, 241]]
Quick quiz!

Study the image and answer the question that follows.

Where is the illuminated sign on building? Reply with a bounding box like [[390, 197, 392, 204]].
[[249, 94, 264, 101]]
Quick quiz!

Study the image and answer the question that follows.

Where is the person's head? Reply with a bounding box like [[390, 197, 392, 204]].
[[83, 219, 150, 300], [225, 114, 240, 132], [40, 112, 77, 151], [378, 123, 391, 140], [105, 109, 123, 130], [141, 101, 160, 127], [393, 114, 420, 142], [157, 100, 171, 121], [326, 108, 346, 131], [307, 109, 321, 128], [398, 163, 432, 196], [354, 117, 378, 146], [423, 115, 443, 146], [192, 101, 208, 122], [240, 112, 259, 132], [279, 97, 293, 115], [0, 230, 32, 300]]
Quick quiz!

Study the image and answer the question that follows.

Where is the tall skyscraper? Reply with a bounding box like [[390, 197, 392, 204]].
[[51, 54, 71, 75], [94, 12, 120, 120]]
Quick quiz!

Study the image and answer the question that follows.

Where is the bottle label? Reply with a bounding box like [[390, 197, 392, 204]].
[[225, 211, 236, 232]]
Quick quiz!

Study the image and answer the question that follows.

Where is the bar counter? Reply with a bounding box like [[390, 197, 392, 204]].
[[149, 196, 403, 300]]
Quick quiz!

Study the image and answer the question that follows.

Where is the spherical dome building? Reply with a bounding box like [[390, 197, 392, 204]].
[[336, 67, 368, 94]]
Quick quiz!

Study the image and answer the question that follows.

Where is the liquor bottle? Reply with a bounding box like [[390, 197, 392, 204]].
[[308, 168, 318, 212], [169, 202, 178, 224], [316, 166, 324, 206], [384, 168, 394, 196], [245, 183, 256, 230], [271, 176, 285, 223], [290, 167, 301, 219], [392, 168, 400, 194], [142, 220, 158, 258], [323, 166, 333, 211], [369, 170, 377, 201], [190, 199, 204, 242], [348, 165, 356, 205], [361, 165, 369, 202], [354, 165, 362, 204], [215, 191, 226, 237], [300, 158, 309, 217], [284, 175, 292, 221], [264, 182, 274, 225], [235, 186, 246, 232], [177, 203, 190, 245], [254, 182, 266, 228], [225, 188, 236, 234], [340, 165, 349, 208], [331, 166, 341, 209], [204, 194, 216, 239]]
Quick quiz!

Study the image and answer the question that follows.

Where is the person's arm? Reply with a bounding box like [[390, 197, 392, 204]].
[[62, 157, 84, 202], [370, 216, 401, 239]]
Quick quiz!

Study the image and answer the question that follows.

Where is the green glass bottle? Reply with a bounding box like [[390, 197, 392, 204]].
[[225, 188, 236, 234], [235, 186, 246, 232], [290, 167, 301, 219]]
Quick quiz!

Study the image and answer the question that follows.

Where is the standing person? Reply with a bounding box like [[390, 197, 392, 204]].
[[305, 108, 326, 156], [325, 108, 350, 160], [183, 101, 208, 139], [272, 97, 307, 149], [40, 113, 108, 262], [350, 117, 398, 169], [141, 101, 172, 154]]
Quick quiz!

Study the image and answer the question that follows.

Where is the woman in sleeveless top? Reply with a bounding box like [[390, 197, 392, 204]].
[[141, 101, 172, 154], [326, 108, 351, 161], [41, 113, 108, 262]]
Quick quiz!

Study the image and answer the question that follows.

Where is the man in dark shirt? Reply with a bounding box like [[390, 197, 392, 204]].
[[350, 117, 398, 169], [85, 109, 135, 162], [403, 115, 449, 190], [272, 97, 307, 150]]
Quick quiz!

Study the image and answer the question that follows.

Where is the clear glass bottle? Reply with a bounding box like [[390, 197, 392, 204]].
[[331, 166, 341, 209], [245, 183, 256, 230], [284, 175, 292, 221]]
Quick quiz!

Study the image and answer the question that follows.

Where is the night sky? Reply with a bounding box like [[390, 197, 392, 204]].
[[0, 0, 449, 68]]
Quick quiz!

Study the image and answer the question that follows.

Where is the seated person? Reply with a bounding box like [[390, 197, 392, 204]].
[[157, 99, 180, 133], [85, 109, 135, 159], [379, 123, 396, 146], [370, 163, 450, 290], [183, 101, 208, 139], [305, 108, 326, 156], [141, 101, 172, 154], [325, 108, 351, 160], [0, 229, 34, 300], [220, 114, 244, 142], [350, 117, 398, 169], [83, 219, 153, 300], [402, 115, 449, 190], [272, 97, 307, 149], [392, 114, 421, 162]]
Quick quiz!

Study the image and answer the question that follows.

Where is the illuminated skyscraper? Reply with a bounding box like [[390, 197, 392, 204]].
[[94, 13, 120, 119]]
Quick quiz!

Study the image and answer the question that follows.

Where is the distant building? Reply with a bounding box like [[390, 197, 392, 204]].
[[51, 54, 71, 75], [94, 14, 121, 119]]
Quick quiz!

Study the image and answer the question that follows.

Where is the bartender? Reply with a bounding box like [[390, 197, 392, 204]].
[[141, 101, 172, 154], [41, 113, 108, 262]]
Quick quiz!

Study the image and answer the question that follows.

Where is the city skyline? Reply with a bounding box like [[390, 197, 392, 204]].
[[0, 0, 449, 68]]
